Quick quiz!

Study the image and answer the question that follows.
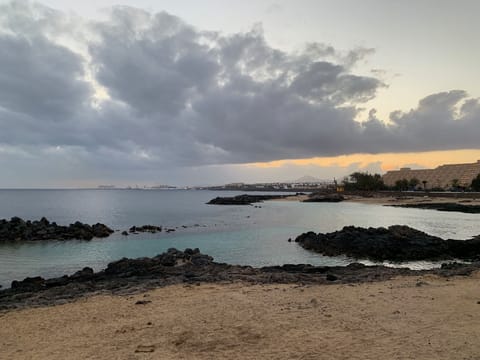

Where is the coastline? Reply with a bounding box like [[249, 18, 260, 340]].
[[271, 192, 480, 207], [2, 273, 480, 359], [345, 194, 480, 206]]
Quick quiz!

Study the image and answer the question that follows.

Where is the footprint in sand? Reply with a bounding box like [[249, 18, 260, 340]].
[[135, 345, 156, 353]]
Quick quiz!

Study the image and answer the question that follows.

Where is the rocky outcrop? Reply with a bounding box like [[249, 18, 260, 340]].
[[0, 217, 114, 242], [104, 248, 213, 276], [2, 248, 480, 311], [207, 194, 293, 205], [295, 225, 480, 262], [389, 203, 480, 214], [303, 193, 344, 203]]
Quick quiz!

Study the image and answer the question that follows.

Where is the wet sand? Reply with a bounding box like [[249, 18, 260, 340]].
[[2, 273, 480, 360]]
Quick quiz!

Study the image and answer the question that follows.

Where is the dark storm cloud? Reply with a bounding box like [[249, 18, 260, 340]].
[[0, 1, 479, 182]]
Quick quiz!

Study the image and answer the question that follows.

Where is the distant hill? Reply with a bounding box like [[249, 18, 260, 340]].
[[290, 175, 322, 183]]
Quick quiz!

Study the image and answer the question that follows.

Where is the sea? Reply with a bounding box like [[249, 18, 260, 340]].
[[0, 189, 479, 288]]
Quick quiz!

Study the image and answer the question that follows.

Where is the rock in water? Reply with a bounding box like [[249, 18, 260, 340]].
[[295, 225, 480, 262], [128, 225, 162, 233], [0, 217, 114, 242], [207, 194, 293, 205]]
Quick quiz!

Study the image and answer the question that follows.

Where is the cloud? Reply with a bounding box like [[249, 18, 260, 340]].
[[0, 1, 479, 186], [0, 34, 90, 121], [374, 90, 480, 152]]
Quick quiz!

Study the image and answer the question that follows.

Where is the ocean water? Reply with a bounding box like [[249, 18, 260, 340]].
[[0, 189, 479, 288]]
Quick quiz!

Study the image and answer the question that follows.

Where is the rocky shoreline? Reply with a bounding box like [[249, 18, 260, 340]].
[[295, 225, 480, 261], [1, 248, 479, 311]]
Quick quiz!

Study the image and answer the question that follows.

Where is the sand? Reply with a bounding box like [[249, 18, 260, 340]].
[[2, 273, 480, 360]]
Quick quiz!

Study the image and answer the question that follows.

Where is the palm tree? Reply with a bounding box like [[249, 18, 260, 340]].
[[422, 180, 427, 190]]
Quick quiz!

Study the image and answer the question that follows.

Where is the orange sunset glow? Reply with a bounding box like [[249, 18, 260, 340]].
[[249, 150, 480, 173]]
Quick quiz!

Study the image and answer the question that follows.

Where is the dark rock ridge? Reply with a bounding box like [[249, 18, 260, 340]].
[[0, 217, 114, 242], [1, 248, 480, 311], [303, 193, 344, 203], [295, 225, 480, 262], [389, 202, 480, 214], [207, 194, 295, 205]]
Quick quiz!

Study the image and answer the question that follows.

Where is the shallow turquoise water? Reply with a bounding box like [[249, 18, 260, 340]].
[[0, 190, 479, 287]]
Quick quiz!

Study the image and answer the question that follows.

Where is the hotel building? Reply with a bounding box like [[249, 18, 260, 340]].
[[382, 160, 480, 189]]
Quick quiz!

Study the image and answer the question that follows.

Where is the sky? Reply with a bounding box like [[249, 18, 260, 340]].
[[0, 0, 480, 187]]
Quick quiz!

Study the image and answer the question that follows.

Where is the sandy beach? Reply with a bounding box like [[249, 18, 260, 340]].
[[2, 272, 480, 360]]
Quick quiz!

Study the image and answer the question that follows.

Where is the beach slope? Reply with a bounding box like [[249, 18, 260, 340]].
[[1, 273, 480, 359]]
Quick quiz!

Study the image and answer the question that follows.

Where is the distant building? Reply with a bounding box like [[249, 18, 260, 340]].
[[225, 183, 245, 188], [382, 160, 480, 189], [151, 185, 177, 189], [97, 185, 116, 189]]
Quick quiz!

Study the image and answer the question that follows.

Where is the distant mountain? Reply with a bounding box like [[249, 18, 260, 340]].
[[291, 175, 322, 183]]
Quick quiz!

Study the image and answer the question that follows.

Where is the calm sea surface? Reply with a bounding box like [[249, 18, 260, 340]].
[[0, 189, 479, 287]]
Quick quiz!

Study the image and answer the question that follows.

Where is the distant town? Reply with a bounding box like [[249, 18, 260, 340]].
[[97, 176, 337, 192]]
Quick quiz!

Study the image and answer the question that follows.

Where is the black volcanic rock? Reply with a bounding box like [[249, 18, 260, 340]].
[[11, 276, 46, 292], [207, 194, 292, 205], [0, 217, 114, 242], [104, 248, 211, 276], [129, 225, 162, 233], [295, 225, 480, 262]]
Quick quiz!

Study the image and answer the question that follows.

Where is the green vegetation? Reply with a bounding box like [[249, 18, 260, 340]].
[[408, 178, 420, 189], [343, 172, 385, 191], [394, 179, 409, 191], [471, 174, 480, 191]]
